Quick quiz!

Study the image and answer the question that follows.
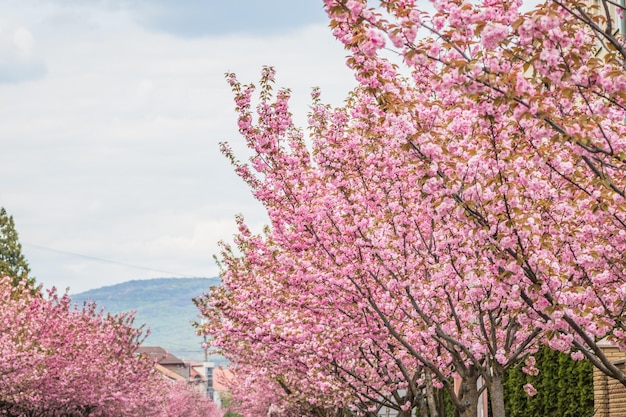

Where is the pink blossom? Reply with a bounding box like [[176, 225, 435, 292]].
[[481, 23, 508, 49], [524, 383, 538, 397], [361, 29, 386, 57], [345, 0, 365, 16]]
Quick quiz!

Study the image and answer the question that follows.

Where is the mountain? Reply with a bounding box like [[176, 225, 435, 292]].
[[71, 277, 224, 363]]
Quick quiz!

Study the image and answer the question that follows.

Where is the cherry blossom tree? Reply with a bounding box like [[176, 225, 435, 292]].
[[198, 71, 440, 416], [202, 215, 430, 417], [160, 380, 222, 417], [324, 0, 626, 387], [198, 66, 547, 417], [0, 277, 221, 417], [0, 278, 157, 416]]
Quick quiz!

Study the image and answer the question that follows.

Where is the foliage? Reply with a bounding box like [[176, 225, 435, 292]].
[[0, 207, 33, 287], [219, 391, 244, 417], [503, 347, 593, 417]]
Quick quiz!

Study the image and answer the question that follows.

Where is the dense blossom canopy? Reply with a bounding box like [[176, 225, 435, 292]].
[[0, 277, 221, 417], [198, 1, 626, 416]]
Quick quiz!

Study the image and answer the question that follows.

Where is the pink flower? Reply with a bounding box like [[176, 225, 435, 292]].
[[481, 23, 508, 49], [361, 29, 386, 57], [524, 383, 538, 397], [345, 0, 364, 16]]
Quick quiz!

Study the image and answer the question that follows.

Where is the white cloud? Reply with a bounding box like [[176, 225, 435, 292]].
[[13, 27, 34, 56], [30, 0, 329, 38], [135, 78, 154, 97], [0, 22, 46, 83]]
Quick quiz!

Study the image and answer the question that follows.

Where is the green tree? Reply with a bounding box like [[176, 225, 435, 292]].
[[0, 207, 33, 287], [503, 347, 593, 417], [219, 392, 242, 417]]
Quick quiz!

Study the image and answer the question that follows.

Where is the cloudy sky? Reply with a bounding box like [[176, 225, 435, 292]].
[[0, 0, 356, 293]]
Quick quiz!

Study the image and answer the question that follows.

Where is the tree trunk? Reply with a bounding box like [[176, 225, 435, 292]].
[[418, 399, 429, 417], [425, 369, 439, 417], [458, 368, 479, 417], [490, 370, 506, 417]]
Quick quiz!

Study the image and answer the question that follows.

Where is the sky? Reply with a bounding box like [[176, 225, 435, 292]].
[[0, 0, 356, 293]]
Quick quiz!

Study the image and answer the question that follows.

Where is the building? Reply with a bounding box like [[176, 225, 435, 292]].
[[593, 340, 626, 417], [137, 346, 192, 380], [137, 346, 232, 407]]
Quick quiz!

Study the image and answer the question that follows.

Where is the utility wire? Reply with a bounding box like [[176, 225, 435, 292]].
[[23, 242, 197, 278]]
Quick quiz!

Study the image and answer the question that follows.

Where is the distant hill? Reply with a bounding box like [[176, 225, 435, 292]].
[[71, 277, 225, 363]]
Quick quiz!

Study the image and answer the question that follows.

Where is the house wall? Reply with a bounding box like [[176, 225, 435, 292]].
[[594, 346, 626, 417]]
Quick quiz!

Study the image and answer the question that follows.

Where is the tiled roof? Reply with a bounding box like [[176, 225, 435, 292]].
[[137, 346, 185, 366], [213, 367, 233, 392], [154, 363, 186, 382]]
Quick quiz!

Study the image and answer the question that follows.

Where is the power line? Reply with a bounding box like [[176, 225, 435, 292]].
[[23, 242, 198, 278]]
